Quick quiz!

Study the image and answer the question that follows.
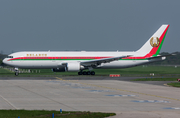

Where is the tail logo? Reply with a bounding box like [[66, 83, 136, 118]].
[[150, 37, 160, 47]]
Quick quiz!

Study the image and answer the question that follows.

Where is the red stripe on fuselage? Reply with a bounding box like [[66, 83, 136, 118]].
[[8, 56, 112, 61]]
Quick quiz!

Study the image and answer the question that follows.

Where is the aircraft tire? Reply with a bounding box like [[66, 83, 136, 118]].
[[15, 72, 19, 76], [90, 71, 95, 75], [78, 72, 83, 75], [83, 71, 87, 75], [87, 71, 91, 75]]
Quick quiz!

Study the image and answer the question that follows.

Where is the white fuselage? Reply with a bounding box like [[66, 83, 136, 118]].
[[3, 51, 157, 69]]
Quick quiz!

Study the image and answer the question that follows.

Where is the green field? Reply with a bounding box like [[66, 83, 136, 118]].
[[131, 78, 178, 81], [0, 68, 13, 73], [167, 82, 180, 87], [0, 110, 115, 118], [0, 65, 180, 77]]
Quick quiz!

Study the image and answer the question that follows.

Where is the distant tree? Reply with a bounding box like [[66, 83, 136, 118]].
[[0, 59, 2, 66], [0, 53, 7, 59]]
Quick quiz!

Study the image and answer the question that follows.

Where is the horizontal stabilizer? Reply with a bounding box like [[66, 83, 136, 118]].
[[146, 53, 176, 60]]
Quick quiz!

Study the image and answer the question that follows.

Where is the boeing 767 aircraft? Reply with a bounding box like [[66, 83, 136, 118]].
[[3, 25, 170, 76]]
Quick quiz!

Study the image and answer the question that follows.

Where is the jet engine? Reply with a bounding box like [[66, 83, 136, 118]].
[[66, 62, 84, 71], [52, 62, 84, 72], [52, 66, 66, 72]]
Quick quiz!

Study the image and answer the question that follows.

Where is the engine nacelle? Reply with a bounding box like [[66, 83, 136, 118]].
[[67, 62, 82, 72], [52, 62, 84, 72]]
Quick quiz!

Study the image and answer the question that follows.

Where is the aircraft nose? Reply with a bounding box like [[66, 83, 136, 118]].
[[2, 58, 8, 64]]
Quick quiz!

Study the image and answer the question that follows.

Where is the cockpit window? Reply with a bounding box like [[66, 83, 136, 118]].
[[7, 56, 13, 58]]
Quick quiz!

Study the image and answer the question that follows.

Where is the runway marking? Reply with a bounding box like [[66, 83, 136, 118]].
[[132, 100, 170, 103], [89, 90, 114, 92], [71, 86, 94, 89], [106, 95, 137, 97], [56, 77, 63, 80], [164, 107, 180, 110], [56, 77, 180, 102], [0, 94, 18, 109]]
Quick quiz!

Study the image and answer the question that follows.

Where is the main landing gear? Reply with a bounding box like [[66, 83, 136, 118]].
[[78, 71, 95, 75]]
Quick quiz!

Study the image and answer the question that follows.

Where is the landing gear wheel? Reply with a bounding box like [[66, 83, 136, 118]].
[[90, 71, 95, 75], [78, 71, 95, 75], [83, 71, 87, 75], [87, 71, 91, 75], [78, 71, 83, 75], [15, 72, 19, 76]]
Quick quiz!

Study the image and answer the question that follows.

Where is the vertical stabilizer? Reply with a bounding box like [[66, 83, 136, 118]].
[[136, 25, 169, 57]]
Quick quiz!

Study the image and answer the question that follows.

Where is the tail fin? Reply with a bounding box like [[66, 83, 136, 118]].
[[136, 25, 169, 57]]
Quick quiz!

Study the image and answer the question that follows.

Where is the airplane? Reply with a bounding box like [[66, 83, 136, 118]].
[[3, 24, 170, 76]]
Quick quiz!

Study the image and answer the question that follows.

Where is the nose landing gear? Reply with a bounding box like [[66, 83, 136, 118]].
[[14, 68, 19, 76], [15, 72, 19, 76]]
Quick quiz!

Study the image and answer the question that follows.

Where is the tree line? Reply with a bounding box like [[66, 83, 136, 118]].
[[0, 53, 6, 66], [150, 52, 180, 65]]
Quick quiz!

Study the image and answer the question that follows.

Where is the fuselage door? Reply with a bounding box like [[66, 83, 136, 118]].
[[52, 55, 56, 62], [21, 56, 24, 62], [133, 57, 136, 62]]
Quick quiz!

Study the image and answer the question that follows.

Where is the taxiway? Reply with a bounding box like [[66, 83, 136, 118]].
[[0, 76, 179, 118]]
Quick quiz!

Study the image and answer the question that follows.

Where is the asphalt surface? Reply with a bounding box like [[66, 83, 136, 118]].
[[0, 76, 179, 118], [62, 76, 176, 86], [0, 76, 174, 86]]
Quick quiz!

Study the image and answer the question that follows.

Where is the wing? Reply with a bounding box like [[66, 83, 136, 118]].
[[81, 55, 130, 67]]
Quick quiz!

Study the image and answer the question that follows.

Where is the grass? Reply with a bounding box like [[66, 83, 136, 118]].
[[1, 65, 180, 77], [167, 82, 180, 87], [0, 110, 116, 118], [131, 78, 178, 81], [0, 68, 13, 73]]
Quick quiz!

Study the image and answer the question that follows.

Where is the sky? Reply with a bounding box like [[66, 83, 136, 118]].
[[0, 0, 179, 54]]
